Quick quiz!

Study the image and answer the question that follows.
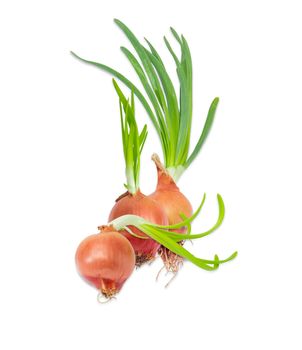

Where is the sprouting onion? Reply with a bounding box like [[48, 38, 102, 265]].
[[108, 80, 168, 265], [107, 194, 237, 271], [71, 21, 236, 275], [71, 19, 218, 182]]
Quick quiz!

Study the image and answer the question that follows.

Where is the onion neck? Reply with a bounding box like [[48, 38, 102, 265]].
[[152, 154, 181, 191], [114, 189, 142, 204]]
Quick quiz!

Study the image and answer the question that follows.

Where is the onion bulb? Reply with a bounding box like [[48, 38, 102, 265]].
[[75, 228, 135, 299], [109, 190, 168, 265]]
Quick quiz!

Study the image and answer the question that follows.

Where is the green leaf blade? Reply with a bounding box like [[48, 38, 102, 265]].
[[185, 97, 219, 169]]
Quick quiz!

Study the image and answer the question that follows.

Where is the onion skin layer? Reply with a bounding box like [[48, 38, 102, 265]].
[[108, 191, 168, 265], [149, 182, 193, 230], [149, 156, 193, 272], [75, 230, 135, 298], [149, 157, 193, 228]]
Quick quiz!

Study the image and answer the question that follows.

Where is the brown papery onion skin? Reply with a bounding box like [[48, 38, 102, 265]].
[[148, 155, 193, 272], [108, 190, 168, 266], [75, 228, 135, 298]]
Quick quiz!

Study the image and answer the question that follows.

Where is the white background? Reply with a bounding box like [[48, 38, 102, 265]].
[[1, 0, 301, 349]]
